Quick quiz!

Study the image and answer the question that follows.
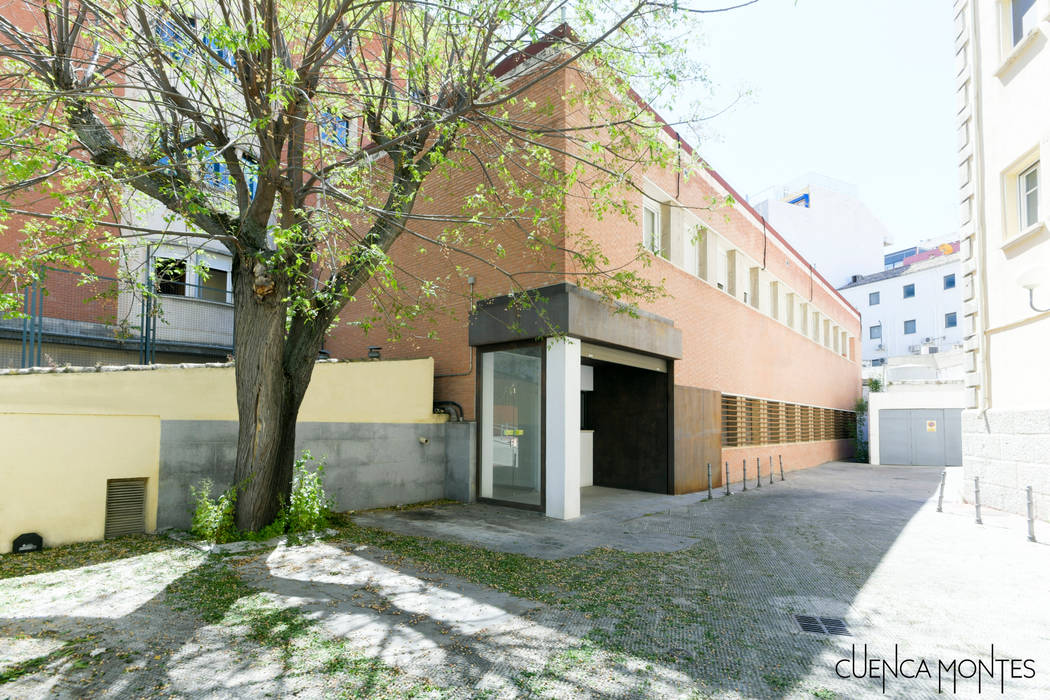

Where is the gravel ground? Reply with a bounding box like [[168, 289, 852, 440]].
[[1, 462, 1048, 699]]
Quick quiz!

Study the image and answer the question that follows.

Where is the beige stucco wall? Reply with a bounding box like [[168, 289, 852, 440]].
[[0, 413, 160, 554], [0, 359, 443, 553], [0, 359, 443, 423]]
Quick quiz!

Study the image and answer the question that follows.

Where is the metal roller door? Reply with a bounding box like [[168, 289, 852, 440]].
[[878, 408, 962, 466]]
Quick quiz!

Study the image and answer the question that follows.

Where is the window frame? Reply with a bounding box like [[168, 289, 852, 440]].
[[320, 111, 353, 148], [945, 312, 958, 329], [154, 257, 188, 296], [869, 324, 882, 340], [1011, 0, 1039, 47], [903, 283, 915, 299], [1019, 161, 1039, 230], [943, 273, 956, 290], [903, 319, 917, 335], [642, 200, 661, 256], [869, 291, 880, 306]]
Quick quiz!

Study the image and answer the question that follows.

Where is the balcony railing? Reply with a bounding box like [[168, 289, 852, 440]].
[[2, 267, 234, 368]]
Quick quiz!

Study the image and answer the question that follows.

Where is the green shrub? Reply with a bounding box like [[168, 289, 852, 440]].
[[188, 451, 332, 543], [283, 450, 334, 535], [190, 479, 239, 543]]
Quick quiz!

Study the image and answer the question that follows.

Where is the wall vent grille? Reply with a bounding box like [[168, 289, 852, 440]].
[[105, 478, 146, 538]]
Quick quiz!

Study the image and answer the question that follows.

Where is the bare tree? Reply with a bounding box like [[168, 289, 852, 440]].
[[0, 0, 721, 530]]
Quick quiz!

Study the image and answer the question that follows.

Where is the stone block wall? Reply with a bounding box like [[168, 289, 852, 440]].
[[962, 409, 1050, 520]]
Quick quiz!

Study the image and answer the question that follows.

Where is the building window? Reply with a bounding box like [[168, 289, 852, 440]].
[[717, 249, 728, 291], [869, 291, 880, 306], [320, 112, 352, 147], [1012, 0, 1039, 46], [904, 319, 917, 335], [642, 202, 661, 256], [945, 312, 958, 328], [903, 283, 915, 299], [155, 258, 187, 296], [869, 324, 881, 340], [1020, 162, 1039, 229], [943, 273, 956, 290], [198, 268, 230, 303]]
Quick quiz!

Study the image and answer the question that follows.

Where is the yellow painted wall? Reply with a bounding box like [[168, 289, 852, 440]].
[[0, 359, 444, 424], [0, 413, 160, 554]]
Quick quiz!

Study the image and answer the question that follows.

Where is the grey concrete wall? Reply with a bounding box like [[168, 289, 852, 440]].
[[444, 422, 477, 503], [962, 408, 1050, 521], [159, 420, 238, 530], [158, 420, 476, 530]]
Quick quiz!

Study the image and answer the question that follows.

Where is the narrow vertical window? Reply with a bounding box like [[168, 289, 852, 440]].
[[1020, 162, 1039, 229], [642, 203, 661, 255], [1013, 0, 1038, 46]]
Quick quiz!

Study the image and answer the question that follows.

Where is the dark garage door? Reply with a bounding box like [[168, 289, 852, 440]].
[[878, 408, 962, 466]]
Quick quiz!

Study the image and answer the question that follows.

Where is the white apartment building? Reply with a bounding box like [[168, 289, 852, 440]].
[[956, 0, 1050, 519], [839, 248, 964, 363], [753, 173, 892, 289]]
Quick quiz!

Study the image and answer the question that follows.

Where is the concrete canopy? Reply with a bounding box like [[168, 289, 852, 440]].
[[468, 282, 683, 359]]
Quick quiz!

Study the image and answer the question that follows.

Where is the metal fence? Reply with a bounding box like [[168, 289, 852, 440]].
[[0, 267, 234, 369]]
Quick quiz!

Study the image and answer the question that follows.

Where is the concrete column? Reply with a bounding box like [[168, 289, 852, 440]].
[[545, 337, 581, 519]]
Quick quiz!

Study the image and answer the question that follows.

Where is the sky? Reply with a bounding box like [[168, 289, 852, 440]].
[[668, 0, 959, 251]]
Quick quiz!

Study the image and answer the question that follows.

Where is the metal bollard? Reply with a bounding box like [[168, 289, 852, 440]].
[[936, 471, 946, 513], [1027, 486, 1036, 542], [974, 476, 983, 525], [742, 459, 747, 492], [756, 457, 761, 489], [779, 455, 785, 481], [725, 461, 731, 496], [707, 463, 713, 501], [769, 456, 774, 485]]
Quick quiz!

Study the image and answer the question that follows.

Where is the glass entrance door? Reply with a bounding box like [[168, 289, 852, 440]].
[[479, 345, 543, 507]]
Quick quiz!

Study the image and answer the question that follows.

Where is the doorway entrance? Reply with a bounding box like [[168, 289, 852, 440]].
[[582, 348, 671, 494], [478, 344, 544, 508]]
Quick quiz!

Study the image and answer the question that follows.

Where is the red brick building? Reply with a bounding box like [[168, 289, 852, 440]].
[[326, 44, 863, 518]]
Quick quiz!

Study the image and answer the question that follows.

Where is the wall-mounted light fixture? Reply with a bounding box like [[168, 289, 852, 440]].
[[367, 346, 381, 360], [1018, 267, 1050, 313]]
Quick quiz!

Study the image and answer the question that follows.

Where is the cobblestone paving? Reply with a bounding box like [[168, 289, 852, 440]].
[[1, 462, 1048, 698]]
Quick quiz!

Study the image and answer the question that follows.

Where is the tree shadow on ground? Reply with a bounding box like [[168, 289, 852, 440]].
[[0, 464, 982, 698]]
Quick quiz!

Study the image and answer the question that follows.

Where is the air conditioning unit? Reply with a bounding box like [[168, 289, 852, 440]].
[[875, 344, 886, 351]]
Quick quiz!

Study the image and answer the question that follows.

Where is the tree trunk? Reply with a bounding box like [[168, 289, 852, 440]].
[[229, 256, 321, 532]]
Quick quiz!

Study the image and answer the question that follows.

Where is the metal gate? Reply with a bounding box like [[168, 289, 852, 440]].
[[878, 408, 962, 466]]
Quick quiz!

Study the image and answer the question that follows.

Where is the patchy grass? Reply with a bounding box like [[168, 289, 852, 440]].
[[0, 535, 179, 580], [165, 557, 255, 623], [332, 513, 738, 665], [0, 637, 87, 685], [164, 554, 441, 698]]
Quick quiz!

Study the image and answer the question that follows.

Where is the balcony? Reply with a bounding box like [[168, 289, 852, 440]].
[[2, 268, 233, 369]]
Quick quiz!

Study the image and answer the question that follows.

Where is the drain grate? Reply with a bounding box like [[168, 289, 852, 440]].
[[794, 615, 850, 636]]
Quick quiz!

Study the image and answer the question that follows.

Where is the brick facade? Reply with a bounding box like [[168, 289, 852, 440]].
[[326, 59, 862, 474]]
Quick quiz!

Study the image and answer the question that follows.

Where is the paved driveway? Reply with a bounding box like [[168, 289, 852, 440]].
[[355, 461, 1050, 698], [2, 462, 1048, 698]]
